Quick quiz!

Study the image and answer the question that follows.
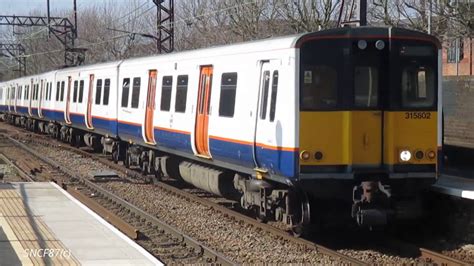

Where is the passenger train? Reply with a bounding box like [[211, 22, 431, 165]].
[[0, 26, 441, 234]]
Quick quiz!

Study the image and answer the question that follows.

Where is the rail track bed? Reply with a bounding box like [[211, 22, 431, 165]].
[[1, 121, 473, 264]]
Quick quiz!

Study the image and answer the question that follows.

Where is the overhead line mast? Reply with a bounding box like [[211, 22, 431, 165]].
[[153, 0, 174, 53], [0, 0, 85, 76]]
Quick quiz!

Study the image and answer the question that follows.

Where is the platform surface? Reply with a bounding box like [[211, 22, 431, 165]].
[[0, 182, 162, 266], [432, 174, 474, 200]]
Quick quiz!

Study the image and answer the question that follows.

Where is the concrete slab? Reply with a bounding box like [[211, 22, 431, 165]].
[[432, 174, 474, 200], [0, 182, 162, 266]]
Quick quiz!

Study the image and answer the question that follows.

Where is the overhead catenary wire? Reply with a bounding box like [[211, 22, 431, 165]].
[[2, 0, 264, 71]]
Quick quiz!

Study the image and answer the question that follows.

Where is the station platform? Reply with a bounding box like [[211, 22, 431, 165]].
[[0, 182, 162, 266], [432, 174, 474, 200]]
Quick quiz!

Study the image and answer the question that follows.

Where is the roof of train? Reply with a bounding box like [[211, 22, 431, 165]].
[[0, 26, 440, 84]]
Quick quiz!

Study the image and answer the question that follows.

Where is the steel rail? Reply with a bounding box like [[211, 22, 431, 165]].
[[6, 135, 235, 265], [6, 128, 366, 265], [419, 247, 467, 265], [0, 152, 35, 182], [10, 133, 365, 265]]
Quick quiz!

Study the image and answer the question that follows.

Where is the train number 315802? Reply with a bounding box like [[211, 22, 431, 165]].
[[404, 112, 431, 119]]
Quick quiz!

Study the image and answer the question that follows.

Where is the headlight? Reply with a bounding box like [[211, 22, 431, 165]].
[[300, 150, 310, 160], [399, 150, 412, 162], [427, 150, 436, 160]]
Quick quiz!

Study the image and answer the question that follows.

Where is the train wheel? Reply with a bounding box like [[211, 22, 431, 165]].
[[290, 191, 311, 237]]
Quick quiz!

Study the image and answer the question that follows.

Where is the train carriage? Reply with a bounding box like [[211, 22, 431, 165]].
[[0, 26, 441, 234]]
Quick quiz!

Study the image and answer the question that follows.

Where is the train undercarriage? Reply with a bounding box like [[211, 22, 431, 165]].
[[3, 113, 436, 236]]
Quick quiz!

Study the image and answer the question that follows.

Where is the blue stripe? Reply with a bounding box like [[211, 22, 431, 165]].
[[0, 105, 298, 179], [155, 128, 192, 153], [92, 117, 118, 136]]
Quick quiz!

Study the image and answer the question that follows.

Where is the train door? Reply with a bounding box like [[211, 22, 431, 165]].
[[253, 61, 280, 169], [351, 66, 383, 166], [85, 74, 95, 129], [143, 70, 157, 144], [38, 80, 44, 118], [64, 76, 72, 124], [194, 66, 213, 158]]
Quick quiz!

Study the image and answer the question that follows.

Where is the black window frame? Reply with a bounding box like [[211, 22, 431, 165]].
[[175, 75, 188, 113], [103, 79, 110, 105], [95, 79, 102, 105], [121, 78, 130, 108], [56, 82, 60, 101], [131, 77, 141, 109], [78, 80, 84, 103], [160, 76, 173, 111], [260, 71, 270, 119], [73, 80, 78, 103], [269, 70, 279, 122], [218, 72, 238, 118], [60, 81, 65, 102]]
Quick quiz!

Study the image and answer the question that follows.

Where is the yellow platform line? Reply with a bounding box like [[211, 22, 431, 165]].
[[0, 189, 80, 265]]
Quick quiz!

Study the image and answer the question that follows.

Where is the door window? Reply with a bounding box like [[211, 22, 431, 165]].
[[260, 71, 270, 119], [121, 78, 130, 107]]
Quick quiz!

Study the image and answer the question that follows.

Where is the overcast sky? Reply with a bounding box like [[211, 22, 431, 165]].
[[0, 0, 146, 15]]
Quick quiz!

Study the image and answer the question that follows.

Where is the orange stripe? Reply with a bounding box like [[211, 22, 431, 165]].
[[256, 142, 298, 152], [154, 126, 190, 135], [210, 135, 253, 146]]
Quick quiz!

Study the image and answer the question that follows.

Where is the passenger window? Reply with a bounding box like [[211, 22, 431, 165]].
[[131, 77, 141, 108], [175, 75, 188, 113], [401, 66, 435, 108], [49, 82, 52, 100], [73, 81, 78, 103], [121, 78, 130, 107], [269, 71, 279, 122], [78, 80, 84, 103], [219, 72, 238, 117], [354, 66, 378, 108], [60, 81, 65, 102], [160, 76, 173, 111], [260, 71, 270, 119], [103, 79, 110, 105], [301, 66, 337, 110], [95, 79, 102, 105], [56, 82, 60, 101]]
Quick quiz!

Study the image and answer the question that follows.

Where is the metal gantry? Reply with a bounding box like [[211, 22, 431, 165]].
[[0, 15, 85, 66], [0, 43, 26, 76], [153, 0, 174, 53]]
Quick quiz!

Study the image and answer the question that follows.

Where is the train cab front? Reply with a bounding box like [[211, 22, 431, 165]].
[[296, 27, 441, 228]]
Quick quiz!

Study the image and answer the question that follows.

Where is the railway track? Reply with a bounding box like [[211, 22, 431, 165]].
[[1, 122, 472, 264], [385, 237, 468, 266], [4, 134, 234, 265], [1, 124, 360, 264]]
